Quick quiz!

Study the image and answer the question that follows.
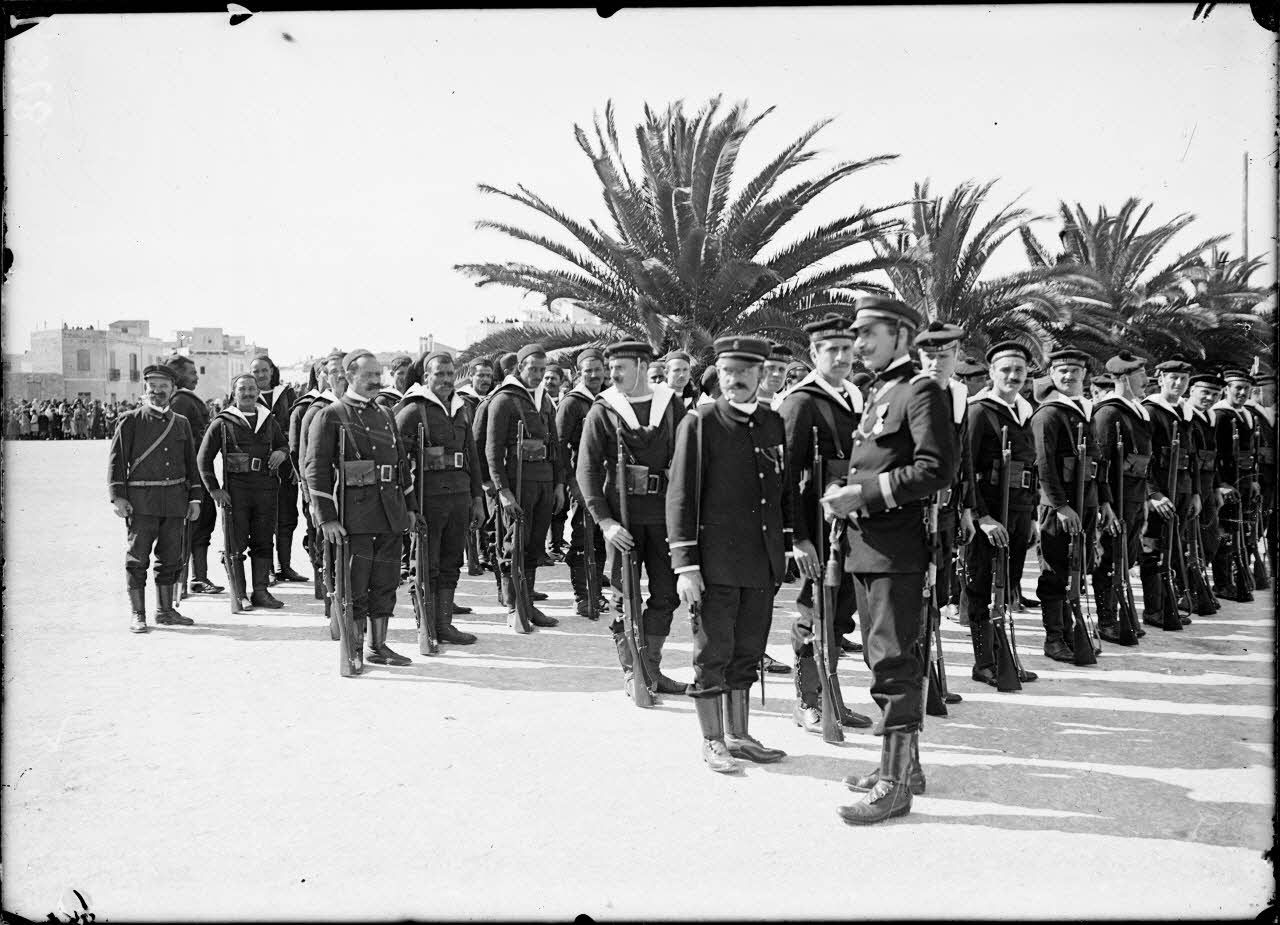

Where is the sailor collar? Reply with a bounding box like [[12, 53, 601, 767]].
[[597, 382, 675, 431], [791, 369, 865, 415], [565, 381, 596, 403], [946, 379, 967, 426], [223, 405, 270, 432], [1183, 402, 1208, 424], [1142, 394, 1184, 421], [1040, 390, 1093, 421], [404, 382, 466, 417], [1212, 399, 1253, 427], [1101, 392, 1150, 422], [976, 390, 1033, 427], [379, 386, 404, 402]]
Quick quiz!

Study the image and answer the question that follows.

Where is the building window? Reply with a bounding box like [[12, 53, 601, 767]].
[[200, 365, 206, 375], [77, 349, 91, 371], [129, 354, 138, 372], [109, 350, 117, 368]]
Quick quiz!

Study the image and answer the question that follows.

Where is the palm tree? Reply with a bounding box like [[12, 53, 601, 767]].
[[1180, 248, 1275, 368], [871, 180, 1085, 361], [455, 97, 909, 361], [1019, 199, 1247, 363]]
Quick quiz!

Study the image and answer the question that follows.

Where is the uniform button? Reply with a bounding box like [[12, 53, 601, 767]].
[[850, 467, 857, 474], [760, 498, 766, 504]]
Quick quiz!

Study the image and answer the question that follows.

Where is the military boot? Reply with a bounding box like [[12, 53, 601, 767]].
[[694, 695, 739, 774], [567, 550, 593, 618], [838, 729, 916, 824], [792, 655, 823, 733], [611, 623, 656, 704], [435, 587, 477, 645], [525, 570, 558, 627], [129, 587, 148, 634], [155, 583, 193, 626], [231, 557, 252, 612], [723, 689, 786, 763], [970, 617, 998, 687], [274, 531, 308, 582], [1041, 599, 1073, 661], [250, 557, 284, 609], [844, 730, 927, 795], [644, 634, 688, 695], [366, 616, 412, 666]]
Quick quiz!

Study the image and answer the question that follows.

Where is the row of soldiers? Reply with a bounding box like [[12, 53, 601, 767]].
[[108, 300, 1273, 825]]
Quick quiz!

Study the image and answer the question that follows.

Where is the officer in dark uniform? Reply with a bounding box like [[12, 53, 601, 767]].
[[1211, 369, 1258, 600], [1184, 373, 1223, 610], [556, 347, 609, 619], [165, 354, 224, 595], [306, 349, 419, 668], [395, 351, 485, 645], [1031, 349, 1117, 661], [289, 358, 329, 594], [668, 335, 791, 774], [251, 355, 306, 583], [824, 296, 957, 823], [819, 297, 954, 824], [758, 343, 793, 411], [962, 341, 1041, 682], [485, 344, 565, 628], [1090, 351, 1153, 643], [580, 341, 687, 700], [109, 365, 204, 633], [376, 354, 413, 411], [1140, 356, 1195, 628], [778, 314, 871, 734], [198, 373, 290, 609], [915, 321, 976, 705], [1246, 371, 1274, 576]]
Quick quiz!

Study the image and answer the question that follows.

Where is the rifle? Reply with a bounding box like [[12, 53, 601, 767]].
[[220, 495, 246, 615], [1067, 423, 1099, 665], [1112, 424, 1140, 646], [491, 493, 506, 605], [617, 424, 655, 707], [325, 534, 340, 640], [991, 426, 1023, 690], [811, 428, 845, 743], [1184, 508, 1218, 614], [506, 420, 535, 633], [172, 520, 191, 605], [335, 427, 361, 676], [1155, 429, 1185, 629], [920, 490, 942, 723], [410, 423, 438, 656], [1222, 419, 1253, 602], [582, 501, 601, 621], [1251, 500, 1271, 589]]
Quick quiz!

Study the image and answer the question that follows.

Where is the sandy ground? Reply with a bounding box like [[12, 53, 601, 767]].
[[1, 440, 1273, 921]]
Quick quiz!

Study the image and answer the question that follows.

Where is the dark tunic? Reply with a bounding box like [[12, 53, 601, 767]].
[[197, 407, 287, 558], [484, 377, 563, 491], [108, 405, 202, 516]]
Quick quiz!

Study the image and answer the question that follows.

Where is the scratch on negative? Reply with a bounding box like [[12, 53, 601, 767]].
[[1180, 124, 1198, 162]]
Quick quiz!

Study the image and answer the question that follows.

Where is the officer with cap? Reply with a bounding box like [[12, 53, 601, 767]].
[[1246, 371, 1274, 576], [198, 372, 290, 610], [108, 364, 204, 633], [915, 320, 976, 706], [250, 354, 306, 583], [485, 343, 565, 627], [307, 348, 419, 669], [1184, 372, 1223, 608], [557, 347, 609, 619], [758, 342, 794, 410], [665, 350, 697, 410], [821, 296, 956, 824], [779, 312, 872, 735], [165, 353, 224, 596], [1211, 368, 1258, 600], [668, 335, 792, 773], [1091, 350, 1154, 642], [962, 340, 1041, 683], [1031, 348, 1117, 661], [395, 350, 485, 645], [1140, 355, 1195, 628], [580, 340, 687, 700], [375, 354, 413, 413], [955, 356, 990, 397]]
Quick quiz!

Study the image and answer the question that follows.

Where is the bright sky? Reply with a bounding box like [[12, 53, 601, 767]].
[[3, 6, 1275, 365]]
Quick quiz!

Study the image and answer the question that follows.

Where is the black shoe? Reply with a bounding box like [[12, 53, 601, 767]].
[[762, 654, 791, 675], [274, 566, 308, 582], [155, 611, 194, 626], [529, 608, 558, 628], [1099, 623, 1123, 644], [1180, 614, 1192, 626], [536, 553, 554, 568], [575, 600, 600, 620], [838, 705, 873, 728], [1018, 668, 1039, 682], [452, 603, 473, 615], [531, 589, 549, 602], [187, 578, 224, 594], [467, 563, 485, 576], [840, 636, 863, 654], [1018, 595, 1040, 610], [251, 590, 285, 609], [972, 667, 999, 688], [1043, 638, 1074, 662], [437, 623, 477, 645]]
